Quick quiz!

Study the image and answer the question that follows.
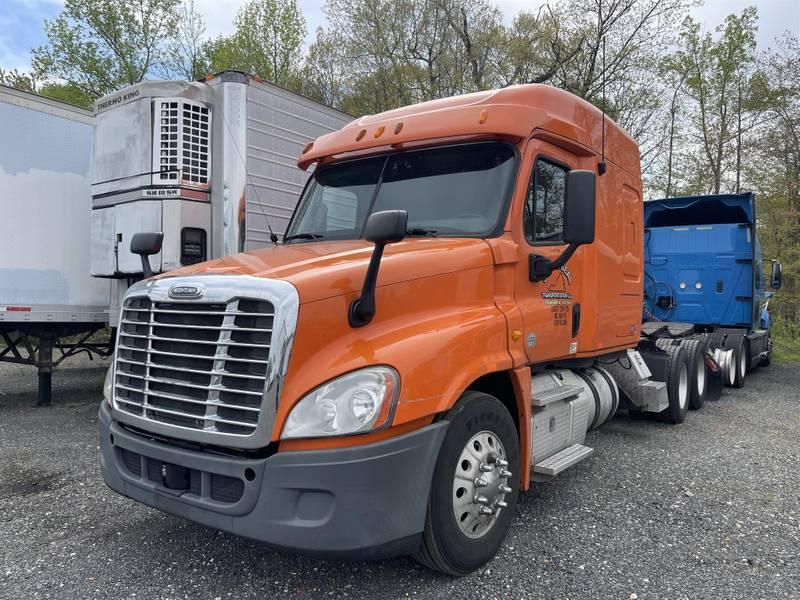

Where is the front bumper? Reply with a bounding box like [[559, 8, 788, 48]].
[[98, 403, 447, 559]]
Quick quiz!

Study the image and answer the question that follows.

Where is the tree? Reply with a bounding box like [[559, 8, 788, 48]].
[[666, 8, 762, 194], [31, 0, 180, 99], [161, 0, 209, 80], [206, 0, 306, 88], [0, 69, 37, 92]]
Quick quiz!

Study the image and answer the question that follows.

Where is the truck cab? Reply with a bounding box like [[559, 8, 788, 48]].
[[643, 193, 782, 384], [99, 84, 676, 575]]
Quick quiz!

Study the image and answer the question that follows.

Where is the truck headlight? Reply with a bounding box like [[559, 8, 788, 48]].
[[103, 365, 114, 406], [281, 367, 399, 439]]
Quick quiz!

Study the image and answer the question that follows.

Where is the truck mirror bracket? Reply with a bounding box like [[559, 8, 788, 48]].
[[529, 243, 579, 282], [349, 210, 408, 327], [130, 232, 164, 279]]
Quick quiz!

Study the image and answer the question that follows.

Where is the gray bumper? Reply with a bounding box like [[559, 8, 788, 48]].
[[98, 403, 447, 559]]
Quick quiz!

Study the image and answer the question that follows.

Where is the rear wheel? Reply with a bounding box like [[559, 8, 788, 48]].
[[732, 336, 747, 388], [684, 338, 709, 410], [413, 391, 520, 575], [658, 345, 690, 424]]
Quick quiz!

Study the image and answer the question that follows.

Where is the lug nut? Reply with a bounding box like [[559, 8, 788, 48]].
[[495, 458, 509, 468], [474, 494, 489, 505], [479, 463, 493, 473], [478, 505, 495, 516], [499, 468, 512, 478], [498, 484, 512, 494], [474, 476, 488, 487], [495, 499, 508, 509]]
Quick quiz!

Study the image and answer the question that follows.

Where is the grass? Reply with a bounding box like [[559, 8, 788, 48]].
[[771, 315, 800, 363]]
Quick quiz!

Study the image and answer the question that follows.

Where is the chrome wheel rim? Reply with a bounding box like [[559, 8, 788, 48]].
[[678, 363, 688, 410], [696, 354, 706, 397], [452, 430, 512, 539]]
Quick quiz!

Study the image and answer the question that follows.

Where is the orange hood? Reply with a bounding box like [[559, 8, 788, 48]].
[[158, 238, 496, 304]]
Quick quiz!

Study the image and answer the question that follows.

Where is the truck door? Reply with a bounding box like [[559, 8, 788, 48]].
[[515, 143, 583, 363]]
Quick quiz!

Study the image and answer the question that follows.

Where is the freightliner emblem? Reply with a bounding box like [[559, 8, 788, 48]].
[[169, 285, 202, 299]]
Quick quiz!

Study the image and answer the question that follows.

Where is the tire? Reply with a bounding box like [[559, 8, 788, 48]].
[[413, 391, 520, 575], [684, 338, 709, 410], [731, 336, 747, 388], [657, 344, 690, 424]]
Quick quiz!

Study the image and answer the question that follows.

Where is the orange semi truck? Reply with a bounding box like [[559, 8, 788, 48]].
[[99, 84, 693, 574]]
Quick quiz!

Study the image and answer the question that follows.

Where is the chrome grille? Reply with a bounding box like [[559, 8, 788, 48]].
[[114, 296, 274, 436]]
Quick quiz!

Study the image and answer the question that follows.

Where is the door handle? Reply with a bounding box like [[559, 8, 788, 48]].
[[572, 303, 581, 338]]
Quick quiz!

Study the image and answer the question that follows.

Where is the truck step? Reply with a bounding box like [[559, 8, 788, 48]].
[[533, 444, 594, 477], [531, 384, 583, 407]]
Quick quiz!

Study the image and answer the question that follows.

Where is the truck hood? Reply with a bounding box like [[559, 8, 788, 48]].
[[159, 238, 495, 304]]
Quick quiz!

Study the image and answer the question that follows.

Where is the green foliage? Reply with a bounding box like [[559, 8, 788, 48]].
[[31, 0, 181, 99], [0, 68, 37, 92], [204, 0, 306, 87], [39, 82, 94, 108], [771, 316, 800, 363]]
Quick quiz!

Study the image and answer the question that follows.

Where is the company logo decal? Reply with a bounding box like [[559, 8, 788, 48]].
[[169, 285, 202, 298], [541, 266, 574, 328]]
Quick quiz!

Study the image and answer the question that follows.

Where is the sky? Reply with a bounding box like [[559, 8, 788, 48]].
[[1, 0, 798, 74]]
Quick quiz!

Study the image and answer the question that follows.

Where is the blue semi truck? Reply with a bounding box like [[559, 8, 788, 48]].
[[641, 192, 782, 399]]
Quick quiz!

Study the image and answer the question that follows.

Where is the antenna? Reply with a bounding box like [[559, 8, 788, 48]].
[[598, 7, 607, 176], [222, 113, 280, 246]]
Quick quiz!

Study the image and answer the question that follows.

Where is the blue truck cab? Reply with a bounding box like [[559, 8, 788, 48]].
[[643, 193, 782, 385]]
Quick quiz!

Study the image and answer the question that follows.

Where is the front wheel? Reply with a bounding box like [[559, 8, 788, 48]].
[[413, 391, 520, 575]]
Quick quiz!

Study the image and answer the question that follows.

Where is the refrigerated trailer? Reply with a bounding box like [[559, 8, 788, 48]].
[[89, 71, 352, 323], [0, 85, 111, 404]]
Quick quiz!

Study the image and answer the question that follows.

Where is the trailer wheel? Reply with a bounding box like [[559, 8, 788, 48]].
[[413, 391, 520, 575], [658, 345, 690, 424], [732, 337, 747, 388]]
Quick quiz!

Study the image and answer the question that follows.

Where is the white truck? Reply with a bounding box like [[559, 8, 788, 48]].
[[0, 85, 111, 404], [89, 71, 352, 323]]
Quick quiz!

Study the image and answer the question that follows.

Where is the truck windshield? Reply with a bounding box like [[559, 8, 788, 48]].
[[285, 142, 517, 242]]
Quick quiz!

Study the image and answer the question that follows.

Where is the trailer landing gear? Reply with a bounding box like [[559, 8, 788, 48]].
[[0, 325, 113, 406]]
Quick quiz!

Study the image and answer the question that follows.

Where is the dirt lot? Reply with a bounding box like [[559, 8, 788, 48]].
[[0, 356, 798, 599]]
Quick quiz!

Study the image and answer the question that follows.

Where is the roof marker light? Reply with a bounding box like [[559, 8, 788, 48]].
[[479, 109, 488, 124], [356, 129, 366, 141], [374, 125, 385, 138], [394, 122, 403, 135]]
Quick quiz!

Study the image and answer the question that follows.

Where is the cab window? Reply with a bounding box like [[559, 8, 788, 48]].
[[524, 158, 567, 244]]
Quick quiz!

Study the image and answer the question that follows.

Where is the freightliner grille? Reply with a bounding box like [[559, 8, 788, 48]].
[[114, 297, 274, 436]]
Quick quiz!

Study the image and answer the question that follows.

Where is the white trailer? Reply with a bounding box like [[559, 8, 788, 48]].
[[0, 85, 112, 403], [89, 71, 352, 322]]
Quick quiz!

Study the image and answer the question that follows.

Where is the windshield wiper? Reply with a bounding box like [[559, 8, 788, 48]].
[[283, 233, 325, 243], [406, 227, 438, 237]]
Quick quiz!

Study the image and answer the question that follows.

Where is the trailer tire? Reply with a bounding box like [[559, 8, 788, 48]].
[[732, 336, 747, 388], [413, 391, 520, 576], [657, 345, 690, 424]]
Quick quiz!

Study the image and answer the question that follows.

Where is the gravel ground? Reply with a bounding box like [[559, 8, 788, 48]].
[[0, 356, 798, 600]]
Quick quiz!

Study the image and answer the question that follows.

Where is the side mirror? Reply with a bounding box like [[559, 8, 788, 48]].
[[529, 170, 596, 282], [130, 232, 164, 279], [364, 209, 408, 244], [349, 210, 408, 327], [770, 260, 782, 289], [563, 170, 596, 244]]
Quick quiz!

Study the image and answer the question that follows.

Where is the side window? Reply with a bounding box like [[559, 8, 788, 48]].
[[524, 158, 567, 244]]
